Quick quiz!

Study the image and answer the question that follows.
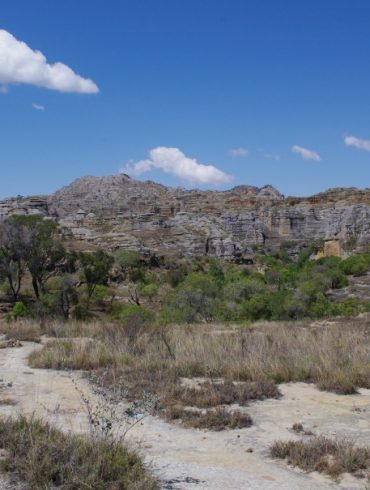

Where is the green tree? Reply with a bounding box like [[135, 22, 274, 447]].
[[0, 218, 28, 302], [79, 250, 114, 300], [164, 272, 221, 323], [13, 215, 65, 299], [47, 274, 78, 319]]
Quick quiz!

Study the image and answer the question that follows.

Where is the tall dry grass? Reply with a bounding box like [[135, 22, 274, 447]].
[[28, 317, 370, 396]]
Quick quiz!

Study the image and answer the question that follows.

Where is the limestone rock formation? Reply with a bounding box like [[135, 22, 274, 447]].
[[1, 175, 369, 259]]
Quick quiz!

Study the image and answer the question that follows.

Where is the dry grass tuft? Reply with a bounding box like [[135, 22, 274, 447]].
[[165, 406, 253, 431], [167, 380, 280, 408], [28, 339, 116, 370], [270, 436, 370, 479], [0, 416, 158, 489], [0, 320, 42, 343], [0, 398, 17, 406]]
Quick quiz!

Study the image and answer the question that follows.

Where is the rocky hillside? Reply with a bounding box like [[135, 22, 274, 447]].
[[1, 175, 369, 259]]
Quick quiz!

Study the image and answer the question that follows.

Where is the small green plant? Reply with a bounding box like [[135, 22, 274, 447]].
[[12, 300, 26, 319], [6, 300, 27, 322], [139, 283, 158, 300]]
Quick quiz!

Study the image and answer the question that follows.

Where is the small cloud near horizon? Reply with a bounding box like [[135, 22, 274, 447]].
[[344, 135, 370, 152], [121, 147, 232, 186], [0, 29, 99, 94], [291, 145, 321, 162], [32, 103, 45, 111], [264, 153, 281, 161], [229, 147, 249, 157]]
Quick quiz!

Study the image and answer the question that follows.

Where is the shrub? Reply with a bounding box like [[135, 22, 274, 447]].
[[110, 304, 154, 350], [0, 416, 158, 489], [129, 268, 146, 283], [340, 254, 370, 276], [163, 272, 221, 323], [139, 283, 158, 300], [331, 297, 370, 317], [238, 292, 272, 321], [79, 250, 114, 299], [166, 406, 253, 431], [116, 249, 142, 269], [270, 436, 370, 479], [224, 276, 267, 303], [11, 300, 26, 319]]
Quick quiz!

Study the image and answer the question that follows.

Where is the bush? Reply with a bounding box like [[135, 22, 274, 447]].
[[72, 301, 92, 321], [270, 436, 370, 479], [340, 254, 370, 276], [11, 300, 26, 319], [139, 283, 158, 300], [111, 304, 154, 350], [331, 297, 370, 317], [129, 267, 146, 283], [238, 292, 272, 321], [0, 416, 158, 489], [224, 276, 267, 303], [116, 249, 142, 269], [166, 406, 253, 431], [163, 272, 221, 323]]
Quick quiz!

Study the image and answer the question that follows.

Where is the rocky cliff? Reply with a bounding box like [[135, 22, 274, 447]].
[[1, 175, 369, 259]]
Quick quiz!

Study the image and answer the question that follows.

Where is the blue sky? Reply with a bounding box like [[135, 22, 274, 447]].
[[1, 0, 370, 198]]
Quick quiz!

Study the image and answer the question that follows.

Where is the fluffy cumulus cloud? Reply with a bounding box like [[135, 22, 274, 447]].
[[229, 147, 249, 157], [0, 29, 99, 94], [344, 135, 370, 152], [291, 145, 321, 162], [122, 147, 232, 185]]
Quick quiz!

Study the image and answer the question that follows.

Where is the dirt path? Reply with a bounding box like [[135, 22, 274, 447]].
[[0, 341, 369, 489]]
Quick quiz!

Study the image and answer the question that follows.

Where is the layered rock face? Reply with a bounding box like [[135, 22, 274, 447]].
[[1, 175, 370, 258]]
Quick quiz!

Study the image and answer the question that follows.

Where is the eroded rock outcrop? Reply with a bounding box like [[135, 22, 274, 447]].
[[1, 175, 369, 259]]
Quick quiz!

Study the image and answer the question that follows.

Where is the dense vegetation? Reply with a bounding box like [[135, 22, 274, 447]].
[[1, 215, 369, 324]]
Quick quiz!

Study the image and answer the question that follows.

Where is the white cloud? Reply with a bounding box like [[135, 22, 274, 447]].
[[32, 103, 45, 111], [0, 29, 99, 94], [264, 153, 281, 161], [344, 135, 370, 152], [229, 147, 249, 157], [122, 147, 232, 185], [291, 145, 321, 161]]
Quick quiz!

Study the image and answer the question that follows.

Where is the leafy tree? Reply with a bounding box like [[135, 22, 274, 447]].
[[79, 250, 114, 300], [164, 272, 221, 323], [0, 218, 28, 301], [12, 215, 65, 298], [47, 275, 78, 319], [208, 259, 225, 287], [239, 292, 272, 321], [224, 276, 266, 303]]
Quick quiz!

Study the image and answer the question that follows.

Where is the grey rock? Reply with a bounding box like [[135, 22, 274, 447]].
[[1, 175, 369, 258]]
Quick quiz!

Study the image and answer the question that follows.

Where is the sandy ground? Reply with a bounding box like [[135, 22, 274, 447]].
[[0, 340, 369, 490]]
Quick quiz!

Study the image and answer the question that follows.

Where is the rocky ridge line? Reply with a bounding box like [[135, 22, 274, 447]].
[[0, 175, 369, 259]]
